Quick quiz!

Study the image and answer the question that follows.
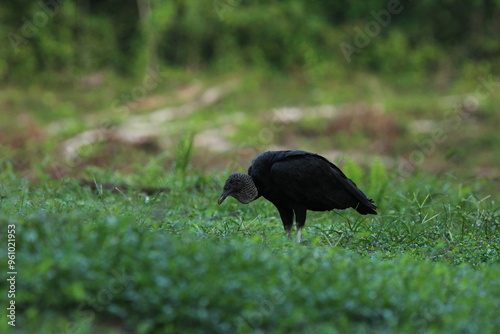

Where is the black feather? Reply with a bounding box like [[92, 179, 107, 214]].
[[246, 150, 377, 238]]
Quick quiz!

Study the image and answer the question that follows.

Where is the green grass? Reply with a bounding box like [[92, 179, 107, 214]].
[[1, 159, 499, 333], [0, 64, 498, 333], [2, 4, 499, 331]]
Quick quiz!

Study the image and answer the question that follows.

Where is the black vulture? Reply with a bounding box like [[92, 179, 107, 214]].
[[218, 150, 377, 242]]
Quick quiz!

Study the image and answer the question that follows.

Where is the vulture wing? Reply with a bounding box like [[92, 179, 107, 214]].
[[269, 153, 376, 213]]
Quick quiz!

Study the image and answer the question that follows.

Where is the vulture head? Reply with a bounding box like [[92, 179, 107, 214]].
[[218, 172, 258, 205]]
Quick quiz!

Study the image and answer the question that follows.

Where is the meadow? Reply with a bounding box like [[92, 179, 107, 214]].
[[1, 144, 499, 333], [1, 2, 499, 332]]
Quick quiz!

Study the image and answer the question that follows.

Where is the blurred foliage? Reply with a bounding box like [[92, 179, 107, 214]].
[[1, 0, 499, 83]]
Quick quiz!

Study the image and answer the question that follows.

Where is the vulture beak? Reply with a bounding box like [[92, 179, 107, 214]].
[[218, 190, 229, 205]]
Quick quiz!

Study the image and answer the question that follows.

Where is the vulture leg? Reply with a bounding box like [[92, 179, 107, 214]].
[[276, 206, 294, 239], [294, 207, 307, 243]]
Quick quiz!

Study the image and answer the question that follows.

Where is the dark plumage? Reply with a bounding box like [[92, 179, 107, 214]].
[[218, 150, 377, 242]]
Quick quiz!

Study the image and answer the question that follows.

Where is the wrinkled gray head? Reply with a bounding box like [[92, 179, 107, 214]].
[[218, 172, 258, 205]]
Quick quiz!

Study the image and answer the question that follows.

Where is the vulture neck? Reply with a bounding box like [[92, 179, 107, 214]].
[[235, 175, 258, 204]]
